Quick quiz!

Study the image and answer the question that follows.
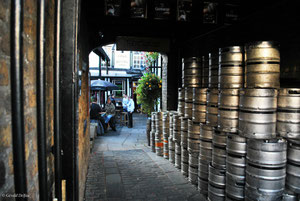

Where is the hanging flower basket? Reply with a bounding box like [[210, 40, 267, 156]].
[[135, 73, 162, 116]]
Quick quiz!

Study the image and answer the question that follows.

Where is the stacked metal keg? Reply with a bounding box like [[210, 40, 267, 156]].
[[202, 55, 209, 88], [277, 88, 300, 140], [198, 123, 213, 195], [208, 129, 227, 200], [246, 139, 287, 200], [188, 119, 201, 185], [218, 46, 243, 133], [178, 88, 185, 116], [163, 112, 170, 159], [182, 57, 203, 186], [183, 57, 202, 88], [217, 46, 246, 200], [193, 88, 207, 124], [150, 112, 157, 153], [206, 52, 219, 127], [205, 51, 227, 201], [173, 114, 181, 169], [175, 87, 184, 169], [277, 88, 300, 199], [192, 88, 208, 185], [169, 111, 176, 164], [226, 133, 247, 200], [241, 41, 287, 200], [155, 112, 163, 156], [181, 117, 189, 176], [286, 142, 300, 198]]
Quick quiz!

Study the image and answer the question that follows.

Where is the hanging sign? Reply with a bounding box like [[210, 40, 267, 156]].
[[116, 36, 170, 52]]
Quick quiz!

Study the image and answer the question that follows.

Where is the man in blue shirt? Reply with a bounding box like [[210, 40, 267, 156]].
[[122, 94, 128, 112], [127, 96, 135, 128]]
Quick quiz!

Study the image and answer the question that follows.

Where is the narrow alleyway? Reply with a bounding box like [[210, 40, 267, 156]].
[[84, 113, 206, 201]]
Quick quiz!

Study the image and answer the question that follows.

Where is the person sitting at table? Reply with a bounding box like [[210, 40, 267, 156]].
[[102, 97, 116, 131], [110, 94, 116, 106], [90, 96, 106, 135]]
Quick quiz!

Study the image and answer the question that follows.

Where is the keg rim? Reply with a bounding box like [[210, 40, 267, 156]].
[[247, 138, 287, 151], [219, 88, 240, 95], [239, 88, 278, 97]]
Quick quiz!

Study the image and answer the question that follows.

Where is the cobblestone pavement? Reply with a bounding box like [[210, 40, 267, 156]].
[[84, 113, 207, 201]]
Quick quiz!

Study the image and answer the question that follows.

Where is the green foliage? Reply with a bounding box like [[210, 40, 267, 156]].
[[144, 52, 159, 67], [135, 73, 162, 115]]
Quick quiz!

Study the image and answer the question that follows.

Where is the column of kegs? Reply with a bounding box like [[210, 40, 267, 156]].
[[155, 112, 163, 156], [163, 111, 170, 159], [174, 88, 184, 169], [150, 112, 156, 153], [206, 50, 228, 200], [219, 46, 245, 201], [169, 111, 176, 164], [184, 57, 203, 186], [197, 55, 212, 195], [277, 88, 300, 199], [240, 41, 288, 201]]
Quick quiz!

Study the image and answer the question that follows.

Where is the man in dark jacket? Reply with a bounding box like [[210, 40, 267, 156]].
[[90, 96, 106, 134]]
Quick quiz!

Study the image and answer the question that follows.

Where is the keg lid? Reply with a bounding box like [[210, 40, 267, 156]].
[[279, 88, 300, 96], [245, 41, 280, 49], [219, 46, 244, 54], [184, 57, 201, 63]]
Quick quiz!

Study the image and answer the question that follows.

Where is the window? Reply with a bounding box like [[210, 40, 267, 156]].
[[112, 80, 126, 97], [132, 52, 146, 69]]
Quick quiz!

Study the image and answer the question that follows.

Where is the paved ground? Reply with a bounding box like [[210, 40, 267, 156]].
[[84, 113, 207, 201]]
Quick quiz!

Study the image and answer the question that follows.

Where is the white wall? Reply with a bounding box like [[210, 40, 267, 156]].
[[89, 51, 99, 67]]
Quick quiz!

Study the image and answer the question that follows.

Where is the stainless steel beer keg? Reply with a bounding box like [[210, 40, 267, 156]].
[[200, 123, 214, 141], [246, 138, 287, 168], [219, 46, 244, 89], [245, 41, 280, 88], [226, 134, 247, 156], [239, 88, 278, 112], [245, 164, 285, 201], [202, 55, 209, 88], [209, 52, 219, 88], [184, 57, 202, 88], [277, 88, 300, 139], [239, 89, 278, 139], [188, 120, 201, 140]]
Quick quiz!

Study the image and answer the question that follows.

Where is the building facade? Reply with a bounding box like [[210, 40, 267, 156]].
[[89, 44, 161, 106]]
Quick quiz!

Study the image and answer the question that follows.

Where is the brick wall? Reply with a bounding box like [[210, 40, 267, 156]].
[[0, 0, 15, 198], [163, 46, 181, 111], [0, 0, 57, 200], [77, 5, 92, 200], [161, 54, 168, 111], [77, 52, 90, 201]]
